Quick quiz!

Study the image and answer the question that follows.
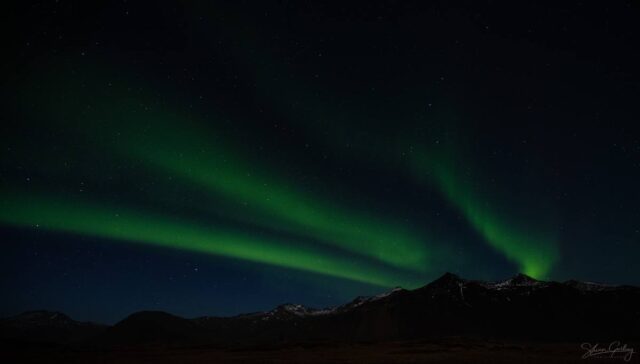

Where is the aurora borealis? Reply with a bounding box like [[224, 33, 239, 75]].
[[411, 144, 559, 278], [0, 192, 419, 287], [2, 1, 640, 323]]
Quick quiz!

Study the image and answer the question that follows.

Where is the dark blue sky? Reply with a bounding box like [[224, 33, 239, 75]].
[[1, 1, 639, 324]]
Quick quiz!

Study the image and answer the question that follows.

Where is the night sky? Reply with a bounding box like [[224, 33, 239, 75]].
[[2, 1, 639, 324]]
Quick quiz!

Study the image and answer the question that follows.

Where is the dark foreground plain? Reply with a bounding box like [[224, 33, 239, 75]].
[[5, 338, 634, 364]]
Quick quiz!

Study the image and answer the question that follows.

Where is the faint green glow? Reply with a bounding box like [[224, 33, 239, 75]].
[[0, 192, 421, 287], [8, 66, 440, 279], [107, 113, 432, 274], [217, 32, 561, 278], [413, 148, 559, 278]]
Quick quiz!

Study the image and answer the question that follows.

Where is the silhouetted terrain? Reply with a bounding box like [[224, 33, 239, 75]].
[[0, 311, 107, 344], [2, 273, 639, 363]]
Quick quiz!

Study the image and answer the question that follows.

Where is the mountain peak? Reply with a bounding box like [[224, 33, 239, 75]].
[[15, 310, 71, 320], [116, 311, 191, 328], [7, 310, 75, 326], [513, 273, 536, 280], [275, 303, 313, 314], [432, 272, 464, 284], [419, 272, 466, 293], [260, 303, 317, 319], [485, 273, 545, 289], [442, 272, 464, 279], [510, 273, 540, 285]]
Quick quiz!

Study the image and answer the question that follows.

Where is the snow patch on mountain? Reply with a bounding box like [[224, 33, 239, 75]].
[[260, 287, 406, 319]]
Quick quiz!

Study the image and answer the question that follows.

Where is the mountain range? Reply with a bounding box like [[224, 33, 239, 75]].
[[2, 273, 639, 348]]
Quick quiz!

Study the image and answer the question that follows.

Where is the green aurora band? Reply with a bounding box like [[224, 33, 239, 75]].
[[8, 63, 557, 285], [412, 148, 559, 278], [113, 115, 432, 274], [222, 39, 561, 277], [65, 94, 432, 273], [0, 192, 421, 287], [2, 70, 439, 285], [23, 61, 434, 275]]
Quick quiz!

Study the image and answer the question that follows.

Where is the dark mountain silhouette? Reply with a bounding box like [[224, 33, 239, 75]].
[[0, 310, 106, 344], [2, 273, 639, 348]]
